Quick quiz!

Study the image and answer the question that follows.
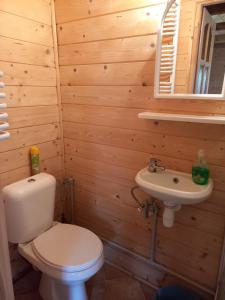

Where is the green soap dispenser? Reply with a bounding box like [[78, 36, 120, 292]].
[[192, 149, 209, 185]]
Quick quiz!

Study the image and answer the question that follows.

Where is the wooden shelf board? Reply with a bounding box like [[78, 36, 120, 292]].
[[138, 112, 225, 124]]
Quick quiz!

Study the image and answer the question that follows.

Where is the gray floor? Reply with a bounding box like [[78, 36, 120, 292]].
[[14, 263, 156, 300]]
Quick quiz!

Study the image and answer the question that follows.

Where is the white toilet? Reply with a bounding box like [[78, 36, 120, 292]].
[[2, 173, 104, 300]]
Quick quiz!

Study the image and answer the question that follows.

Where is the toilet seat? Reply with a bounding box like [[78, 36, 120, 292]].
[[32, 223, 103, 273]]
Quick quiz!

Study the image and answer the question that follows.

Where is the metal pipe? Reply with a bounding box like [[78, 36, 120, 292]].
[[148, 202, 214, 295], [63, 177, 75, 224], [149, 200, 159, 262], [130, 186, 144, 209], [102, 237, 215, 296], [130, 185, 158, 261], [124, 185, 215, 296]]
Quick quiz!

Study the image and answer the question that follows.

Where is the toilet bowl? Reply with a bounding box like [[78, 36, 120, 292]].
[[2, 173, 104, 300], [19, 223, 104, 300]]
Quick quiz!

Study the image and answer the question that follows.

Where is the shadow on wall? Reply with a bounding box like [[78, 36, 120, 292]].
[[73, 188, 117, 242]]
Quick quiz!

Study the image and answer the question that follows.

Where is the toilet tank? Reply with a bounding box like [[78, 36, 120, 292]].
[[2, 173, 56, 244]]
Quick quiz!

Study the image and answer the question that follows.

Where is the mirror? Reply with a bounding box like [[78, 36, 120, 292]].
[[155, 0, 225, 99]]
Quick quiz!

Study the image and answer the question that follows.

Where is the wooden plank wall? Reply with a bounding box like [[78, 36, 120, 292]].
[[55, 0, 225, 293], [0, 0, 64, 219]]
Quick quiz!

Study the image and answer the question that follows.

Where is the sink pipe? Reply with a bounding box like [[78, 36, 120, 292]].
[[130, 185, 214, 296], [62, 180, 215, 296], [63, 177, 75, 224], [163, 204, 181, 228], [131, 185, 180, 228]]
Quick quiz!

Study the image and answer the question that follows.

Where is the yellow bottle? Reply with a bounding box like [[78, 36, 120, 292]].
[[30, 146, 40, 175]]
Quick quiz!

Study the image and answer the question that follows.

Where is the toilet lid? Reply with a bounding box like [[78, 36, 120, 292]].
[[32, 223, 103, 272]]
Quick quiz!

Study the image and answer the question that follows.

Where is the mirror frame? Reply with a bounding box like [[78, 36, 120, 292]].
[[154, 0, 225, 100]]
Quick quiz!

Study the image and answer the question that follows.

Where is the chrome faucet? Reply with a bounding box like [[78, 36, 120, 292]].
[[148, 158, 165, 173]]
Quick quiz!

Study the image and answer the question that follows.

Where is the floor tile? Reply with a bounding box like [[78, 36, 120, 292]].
[[104, 263, 128, 281], [87, 264, 106, 285], [13, 263, 156, 300], [141, 282, 156, 300], [89, 282, 106, 300], [104, 277, 146, 300]]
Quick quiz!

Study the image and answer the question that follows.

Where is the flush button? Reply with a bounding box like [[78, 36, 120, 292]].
[[28, 178, 36, 183]]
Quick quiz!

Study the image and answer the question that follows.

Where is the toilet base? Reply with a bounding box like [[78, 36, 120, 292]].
[[39, 273, 88, 300]]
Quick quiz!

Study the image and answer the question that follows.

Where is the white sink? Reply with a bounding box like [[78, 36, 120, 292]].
[[135, 167, 213, 227], [135, 167, 213, 206]]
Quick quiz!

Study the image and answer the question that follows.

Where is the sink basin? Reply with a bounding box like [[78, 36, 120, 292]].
[[135, 167, 213, 206], [135, 167, 213, 227]]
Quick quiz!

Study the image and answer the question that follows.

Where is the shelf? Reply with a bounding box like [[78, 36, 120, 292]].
[[138, 112, 225, 124]]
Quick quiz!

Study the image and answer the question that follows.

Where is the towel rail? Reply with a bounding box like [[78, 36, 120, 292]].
[[0, 71, 10, 141]]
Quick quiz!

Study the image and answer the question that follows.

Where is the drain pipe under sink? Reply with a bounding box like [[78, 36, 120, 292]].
[[130, 186, 215, 296], [163, 204, 181, 228]]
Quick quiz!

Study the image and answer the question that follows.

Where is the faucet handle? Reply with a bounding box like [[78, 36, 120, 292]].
[[149, 158, 165, 172]]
